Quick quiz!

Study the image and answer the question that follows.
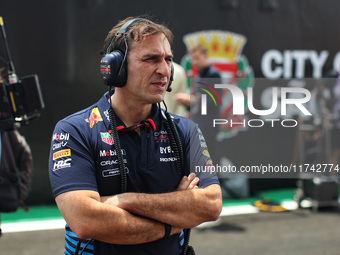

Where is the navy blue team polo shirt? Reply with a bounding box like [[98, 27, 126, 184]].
[[49, 92, 219, 255]]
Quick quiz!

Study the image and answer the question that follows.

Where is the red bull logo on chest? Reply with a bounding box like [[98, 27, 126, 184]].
[[85, 108, 103, 128]]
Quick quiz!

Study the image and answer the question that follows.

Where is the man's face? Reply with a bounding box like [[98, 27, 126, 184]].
[[190, 50, 208, 73], [124, 33, 173, 105]]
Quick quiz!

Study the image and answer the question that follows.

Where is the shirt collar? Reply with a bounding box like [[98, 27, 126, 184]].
[[97, 92, 159, 133]]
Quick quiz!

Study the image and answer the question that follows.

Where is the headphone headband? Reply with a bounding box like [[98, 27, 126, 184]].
[[106, 18, 149, 54], [116, 18, 149, 35]]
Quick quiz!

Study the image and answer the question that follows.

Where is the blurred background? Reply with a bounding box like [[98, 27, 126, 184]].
[[1, 0, 340, 206]]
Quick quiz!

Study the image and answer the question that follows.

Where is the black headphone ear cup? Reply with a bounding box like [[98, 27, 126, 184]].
[[100, 50, 127, 87], [101, 18, 152, 87], [166, 63, 174, 92]]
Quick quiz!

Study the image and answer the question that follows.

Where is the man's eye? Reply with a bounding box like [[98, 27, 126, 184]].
[[144, 58, 157, 62]]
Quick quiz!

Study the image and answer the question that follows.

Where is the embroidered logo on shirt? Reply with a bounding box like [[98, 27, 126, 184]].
[[52, 132, 69, 141], [85, 108, 103, 128], [101, 132, 114, 145], [203, 149, 210, 158], [53, 158, 71, 171], [154, 130, 168, 143], [102, 167, 130, 177], [53, 149, 71, 160]]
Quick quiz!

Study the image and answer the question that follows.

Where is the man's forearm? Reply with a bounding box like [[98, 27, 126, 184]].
[[56, 190, 181, 245], [102, 184, 222, 228], [90, 205, 168, 244]]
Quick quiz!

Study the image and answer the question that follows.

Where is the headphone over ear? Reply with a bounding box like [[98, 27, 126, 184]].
[[100, 18, 174, 92]]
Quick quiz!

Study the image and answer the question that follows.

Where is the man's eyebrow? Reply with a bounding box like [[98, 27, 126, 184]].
[[142, 53, 174, 59], [142, 54, 158, 59]]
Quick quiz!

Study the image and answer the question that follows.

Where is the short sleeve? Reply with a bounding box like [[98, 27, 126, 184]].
[[49, 118, 98, 198], [186, 120, 220, 188]]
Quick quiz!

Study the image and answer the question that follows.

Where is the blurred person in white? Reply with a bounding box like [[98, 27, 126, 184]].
[[163, 62, 188, 117]]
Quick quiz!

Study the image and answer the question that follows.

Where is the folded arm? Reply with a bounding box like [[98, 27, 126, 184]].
[[101, 174, 222, 229], [55, 190, 182, 245]]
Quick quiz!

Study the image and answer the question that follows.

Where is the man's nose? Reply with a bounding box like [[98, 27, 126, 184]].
[[157, 59, 171, 78]]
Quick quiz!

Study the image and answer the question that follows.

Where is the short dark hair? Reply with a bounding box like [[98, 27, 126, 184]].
[[102, 16, 173, 54]]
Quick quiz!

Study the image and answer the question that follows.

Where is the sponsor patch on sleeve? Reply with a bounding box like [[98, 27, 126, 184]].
[[53, 149, 71, 160]]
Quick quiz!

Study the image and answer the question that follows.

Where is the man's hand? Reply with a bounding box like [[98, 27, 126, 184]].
[[176, 173, 200, 191]]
